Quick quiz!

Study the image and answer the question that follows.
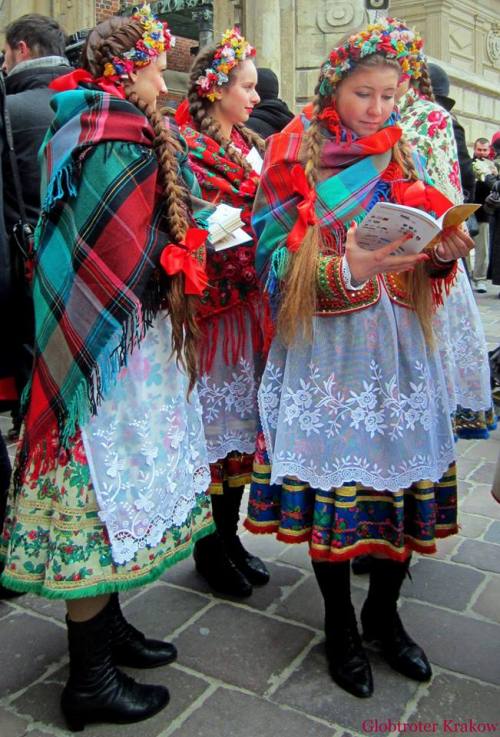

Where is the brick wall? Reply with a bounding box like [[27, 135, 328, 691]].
[[94, 1, 197, 73]]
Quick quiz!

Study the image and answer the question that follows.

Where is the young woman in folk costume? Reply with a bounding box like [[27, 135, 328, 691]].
[[175, 29, 270, 597], [0, 6, 214, 730], [396, 28, 494, 441], [245, 20, 474, 698]]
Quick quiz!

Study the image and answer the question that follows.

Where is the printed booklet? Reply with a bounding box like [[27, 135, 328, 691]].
[[356, 201, 479, 255]]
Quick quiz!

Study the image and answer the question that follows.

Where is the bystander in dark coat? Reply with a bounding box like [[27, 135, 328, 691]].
[[246, 68, 294, 139]]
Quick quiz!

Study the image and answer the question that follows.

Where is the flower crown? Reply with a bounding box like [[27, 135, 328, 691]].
[[103, 3, 174, 78], [319, 17, 424, 97], [195, 28, 256, 102]]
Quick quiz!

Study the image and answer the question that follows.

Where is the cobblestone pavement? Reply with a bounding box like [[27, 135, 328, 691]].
[[1, 290, 499, 737]]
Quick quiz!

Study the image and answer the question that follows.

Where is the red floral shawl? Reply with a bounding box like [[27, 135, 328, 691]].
[[176, 104, 269, 372]]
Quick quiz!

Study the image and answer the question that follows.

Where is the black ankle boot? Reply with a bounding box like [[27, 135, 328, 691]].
[[108, 594, 177, 669], [214, 484, 270, 586], [193, 532, 253, 597], [361, 557, 432, 682], [61, 599, 169, 731], [312, 561, 373, 698]]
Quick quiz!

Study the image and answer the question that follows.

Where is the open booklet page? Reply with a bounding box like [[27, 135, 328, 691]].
[[355, 201, 479, 255]]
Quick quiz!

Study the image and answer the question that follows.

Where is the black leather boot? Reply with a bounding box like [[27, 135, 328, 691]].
[[351, 555, 373, 575], [361, 557, 432, 682], [214, 484, 270, 586], [108, 594, 177, 668], [193, 531, 253, 597], [312, 561, 373, 698], [61, 599, 169, 731]]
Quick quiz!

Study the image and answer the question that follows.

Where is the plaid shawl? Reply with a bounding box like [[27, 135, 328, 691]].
[[20, 88, 203, 477], [176, 107, 269, 372], [253, 106, 453, 297]]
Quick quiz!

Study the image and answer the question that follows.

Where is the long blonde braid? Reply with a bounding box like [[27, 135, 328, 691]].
[[278, 53, 436, 346]]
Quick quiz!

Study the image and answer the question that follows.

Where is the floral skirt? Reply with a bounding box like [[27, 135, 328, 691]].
[[0, 434, 213, 599], [245, 435, 457, 562], [209, 453, 253, 495], [454, 407, 497, 440]]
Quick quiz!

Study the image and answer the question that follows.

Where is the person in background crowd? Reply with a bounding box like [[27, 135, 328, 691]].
[[2, 14, 73, 441], [471, 137, 497, 293], [175, 29, 270, 598], [486, 134, 500, 295], [0, 5, 214, 730], [398, 53, 494, 442], [246, 17, 473, 698], [246, 67, 294, 139]]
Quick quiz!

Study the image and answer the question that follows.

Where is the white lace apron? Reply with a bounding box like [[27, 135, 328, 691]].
[[197, 311, 262, 463], [259, 291, 456, 493], [81, 314, 210, 565]]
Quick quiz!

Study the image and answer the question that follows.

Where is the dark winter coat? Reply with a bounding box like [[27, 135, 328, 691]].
[[246, 98, 294, 139]]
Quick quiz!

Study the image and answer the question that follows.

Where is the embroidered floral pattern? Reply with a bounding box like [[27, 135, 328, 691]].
[[79, 316, 211, 565], [258, 300, 456, 493]]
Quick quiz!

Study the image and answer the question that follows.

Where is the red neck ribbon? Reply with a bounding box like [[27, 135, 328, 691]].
[[287, 164, 317, 252], [49, 68, 126, 99], [160, 228, 209, 295]]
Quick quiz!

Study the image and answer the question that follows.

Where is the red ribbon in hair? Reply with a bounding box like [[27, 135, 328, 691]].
[[174, 99, 194, 127], [394, 179, 452, 218], [286, 164, 317, 252], [160, 228, 209, 295], [49, 68, 126, 98]]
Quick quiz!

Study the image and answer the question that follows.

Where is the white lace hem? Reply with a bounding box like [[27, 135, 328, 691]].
[[207, 437, 256, 464], [267, 450, 457, 493], [96, 466, 211, 565]]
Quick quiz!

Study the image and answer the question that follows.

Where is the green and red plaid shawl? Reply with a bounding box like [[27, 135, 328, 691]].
[[19, 87, 199, 477]]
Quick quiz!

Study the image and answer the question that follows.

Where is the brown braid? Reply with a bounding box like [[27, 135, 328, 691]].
[[414, 61, 436, 102], [187, 45, 265, 170], [82, 17, 200, 390], [278, 53, 435, 346]]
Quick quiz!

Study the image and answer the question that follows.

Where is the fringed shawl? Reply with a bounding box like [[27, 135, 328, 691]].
[[19, 88, 200, 478], [176, 104, 269, 372], [253, 105, 456, 310]]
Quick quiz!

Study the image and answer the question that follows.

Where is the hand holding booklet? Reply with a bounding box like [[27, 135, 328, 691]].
[[207, 203, 252, 251], [355, 201, 480, 255]]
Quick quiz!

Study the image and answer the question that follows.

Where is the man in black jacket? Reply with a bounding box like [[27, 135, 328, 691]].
[[2, 14, 72, 437], [246, 68, 294, 139]]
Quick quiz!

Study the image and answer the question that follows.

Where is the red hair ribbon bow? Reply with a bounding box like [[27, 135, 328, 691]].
[[160, 228, 209, 295], [286, 164, 317, 252], [49, 68, 126, 98]]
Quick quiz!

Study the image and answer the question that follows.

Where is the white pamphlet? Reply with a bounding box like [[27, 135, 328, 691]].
[[207, 203, 252, 251], [246, 146, 263, 174], [356, 201, 480, 255]]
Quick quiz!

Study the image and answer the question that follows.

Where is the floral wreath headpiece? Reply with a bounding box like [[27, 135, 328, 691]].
[[103, 3, 175, 78], [319, 17, 424, 97], [195, 28, 256, 102]]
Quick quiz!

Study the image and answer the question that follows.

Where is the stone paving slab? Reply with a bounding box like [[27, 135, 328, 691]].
[[401, 557, 485, 610], [271, 642, 420, 733], [168, 687, 336, 737], [172, 602, 314, 695], [472, 577, 500, 624], [0, 613, 66, 697], [451, 539, 500, 574], [398, 600, 500, 685], [0, 706, 30, 737], [405, 672, 500, 735]]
